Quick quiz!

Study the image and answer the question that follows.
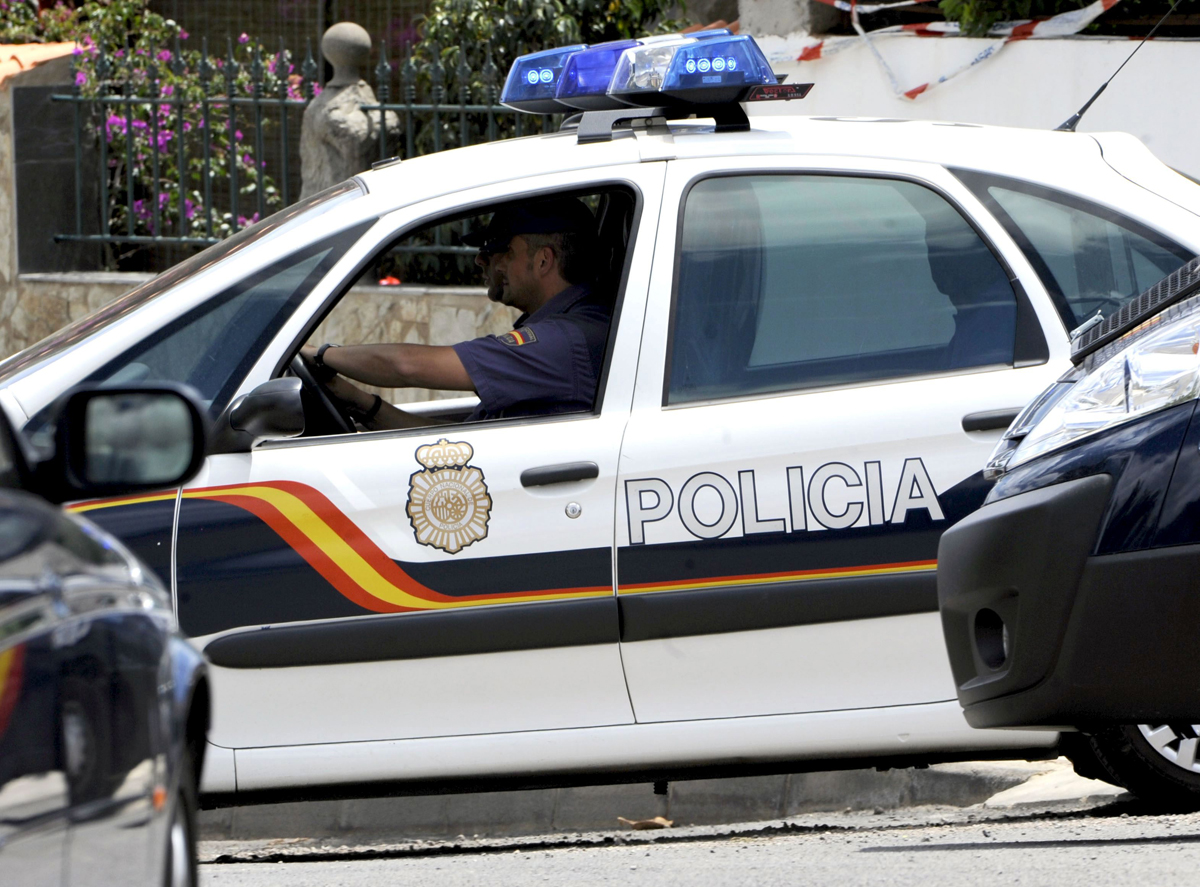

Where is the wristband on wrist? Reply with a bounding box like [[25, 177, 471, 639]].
[[350, 394, 383, 424], [315, 343, 337, 367]]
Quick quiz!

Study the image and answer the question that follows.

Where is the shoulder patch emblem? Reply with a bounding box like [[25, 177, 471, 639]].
[[407, 439, 491, 554], [497, 327, 538, 347]]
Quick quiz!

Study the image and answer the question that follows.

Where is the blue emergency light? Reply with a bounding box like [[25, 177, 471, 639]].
[[503, 32, 789, 115], [555, 39, 640, 110], [500, 44, 588, 113], [609, 34, 777, 106]]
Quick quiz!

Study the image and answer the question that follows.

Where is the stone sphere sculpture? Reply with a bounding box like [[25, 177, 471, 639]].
[[299, 22, 397, 199]]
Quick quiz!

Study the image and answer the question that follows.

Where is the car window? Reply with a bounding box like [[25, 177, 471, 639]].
[[952, 170, 1193, 332], [303, 186, 634, 425], [80, 225, 368, 419], [666, 174, 1018, 405]]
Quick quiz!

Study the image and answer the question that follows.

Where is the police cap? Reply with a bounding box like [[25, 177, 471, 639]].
[[463, 197, 594, 254]]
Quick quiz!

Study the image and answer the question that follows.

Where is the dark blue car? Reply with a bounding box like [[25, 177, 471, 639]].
[[939, 257, 1200, 807], [0, 385, 209, 886]]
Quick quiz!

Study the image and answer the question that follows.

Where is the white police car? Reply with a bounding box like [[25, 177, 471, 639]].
[[1, 32, 1198, 803]]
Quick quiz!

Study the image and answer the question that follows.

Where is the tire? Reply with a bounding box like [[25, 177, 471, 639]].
[[59, 675, 112, 806], [163, 752, 199, 887], [1059, 731, 1123, 786], [1077, 724, 1200, 810]]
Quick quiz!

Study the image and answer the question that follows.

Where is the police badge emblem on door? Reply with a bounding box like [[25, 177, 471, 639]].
[[407, 439, 492, 553]]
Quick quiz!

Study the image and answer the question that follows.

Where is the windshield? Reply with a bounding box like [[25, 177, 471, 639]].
[[0, 181, 364, 387]]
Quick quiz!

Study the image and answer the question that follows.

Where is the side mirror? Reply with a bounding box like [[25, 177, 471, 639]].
[[209, 377, 305, 454], [39, 385, 208, 503]]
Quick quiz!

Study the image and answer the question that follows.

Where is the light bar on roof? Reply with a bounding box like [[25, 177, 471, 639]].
[[555, 39, 640, 110], [609, 34, 777, 106], [554, 32, 734, 110], [503, 33, 784, 115], [500, 44, 588, 113]]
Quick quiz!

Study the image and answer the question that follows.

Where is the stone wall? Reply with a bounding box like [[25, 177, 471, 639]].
[[0, 273, 154, 360], [305, 283, 519, 404]]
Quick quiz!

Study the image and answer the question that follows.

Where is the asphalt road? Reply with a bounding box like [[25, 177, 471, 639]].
[[199, 796, 1198, 886]]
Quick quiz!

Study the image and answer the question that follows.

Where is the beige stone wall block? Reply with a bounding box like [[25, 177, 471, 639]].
[[429, 305, 484, 347]]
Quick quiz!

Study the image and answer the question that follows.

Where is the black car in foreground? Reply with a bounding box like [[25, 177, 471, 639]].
[[939, 257, 1200, 806], [0, 384, 209, 886]]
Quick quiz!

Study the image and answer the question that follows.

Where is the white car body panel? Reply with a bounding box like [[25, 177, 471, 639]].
[[230, 700, 1056, 792], [205, 642, 633, 749], [620, 613, 959, 722]]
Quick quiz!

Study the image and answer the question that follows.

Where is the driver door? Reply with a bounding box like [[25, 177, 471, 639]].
[[174, 166, 665, 769]]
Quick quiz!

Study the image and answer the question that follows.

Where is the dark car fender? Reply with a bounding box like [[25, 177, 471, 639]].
[[162, 633, 209, 793]]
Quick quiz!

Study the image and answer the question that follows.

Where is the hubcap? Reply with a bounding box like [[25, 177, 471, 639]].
[[1138, 723, 1200, 773]]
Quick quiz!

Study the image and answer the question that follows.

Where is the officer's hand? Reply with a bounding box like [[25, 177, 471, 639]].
[[325, 374, 376, 413]]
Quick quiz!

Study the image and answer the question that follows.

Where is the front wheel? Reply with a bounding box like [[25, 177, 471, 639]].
[[163, 754, 199, 887], [1075, 724, 1200, 809]]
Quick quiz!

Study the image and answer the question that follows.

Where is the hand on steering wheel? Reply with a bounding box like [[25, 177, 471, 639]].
[[289, 354, 357, 435]]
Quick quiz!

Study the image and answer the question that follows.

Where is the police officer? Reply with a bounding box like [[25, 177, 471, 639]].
[[301, 196, 609, 429]]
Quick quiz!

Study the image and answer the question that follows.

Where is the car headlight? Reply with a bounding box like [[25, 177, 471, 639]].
[[1004, 308, 1200, 473]]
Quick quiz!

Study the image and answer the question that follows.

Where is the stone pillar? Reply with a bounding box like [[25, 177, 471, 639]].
[[299, 22, 397, 199], [738, 0, 840, 36]]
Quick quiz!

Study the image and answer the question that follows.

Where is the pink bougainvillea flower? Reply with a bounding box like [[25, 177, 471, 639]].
[[238, 33, 250, 44], [74, 71, 87, 86], [179, 29, 189, 40]]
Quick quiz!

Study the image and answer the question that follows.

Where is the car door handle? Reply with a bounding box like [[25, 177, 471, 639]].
[[962, 408, 1021, 433], [520, 461, 600, 487]]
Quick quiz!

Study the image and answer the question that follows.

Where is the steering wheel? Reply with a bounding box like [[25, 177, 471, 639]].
[[289, 354, 357, 436]]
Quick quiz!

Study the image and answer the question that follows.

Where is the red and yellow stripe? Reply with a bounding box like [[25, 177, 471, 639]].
[[617, 559, 937, 596], [70, 482, 610, 613], [69, 485, 936, 613]]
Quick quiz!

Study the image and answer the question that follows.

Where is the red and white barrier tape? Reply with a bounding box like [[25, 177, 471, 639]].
[[777, 0, 1122, 99]]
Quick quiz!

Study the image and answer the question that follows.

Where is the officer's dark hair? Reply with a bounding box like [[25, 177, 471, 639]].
[[522, 230, 595, 285]]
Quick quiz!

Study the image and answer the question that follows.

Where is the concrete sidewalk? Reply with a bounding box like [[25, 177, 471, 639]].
[[198, 758, 1120, 843]]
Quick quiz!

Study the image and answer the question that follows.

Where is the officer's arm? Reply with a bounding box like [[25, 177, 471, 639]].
[[301, 344, 475, 391]]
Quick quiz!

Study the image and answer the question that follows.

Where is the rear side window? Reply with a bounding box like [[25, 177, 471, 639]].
[[667, 174, 1017, 405], [953, 170, 1193, 332]]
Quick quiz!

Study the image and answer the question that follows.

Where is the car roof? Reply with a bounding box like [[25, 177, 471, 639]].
[[355, 114, 1114, 210]]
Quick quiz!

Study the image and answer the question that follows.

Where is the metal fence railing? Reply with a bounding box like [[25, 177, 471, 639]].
[[361, 42, 554, 162], [52, 37, 554, 262]]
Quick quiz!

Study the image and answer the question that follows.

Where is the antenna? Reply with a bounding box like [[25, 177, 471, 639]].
[[1056, 0, 1182, 132]]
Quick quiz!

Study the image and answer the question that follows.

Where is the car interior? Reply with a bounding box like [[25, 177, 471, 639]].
[[291, 185, 638, 436]]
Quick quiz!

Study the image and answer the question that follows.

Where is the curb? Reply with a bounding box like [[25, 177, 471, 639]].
[[198, 760, 1054, 842]]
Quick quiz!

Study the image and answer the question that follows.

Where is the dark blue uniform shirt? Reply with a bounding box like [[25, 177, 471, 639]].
[[453, 283, 611, 421]]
